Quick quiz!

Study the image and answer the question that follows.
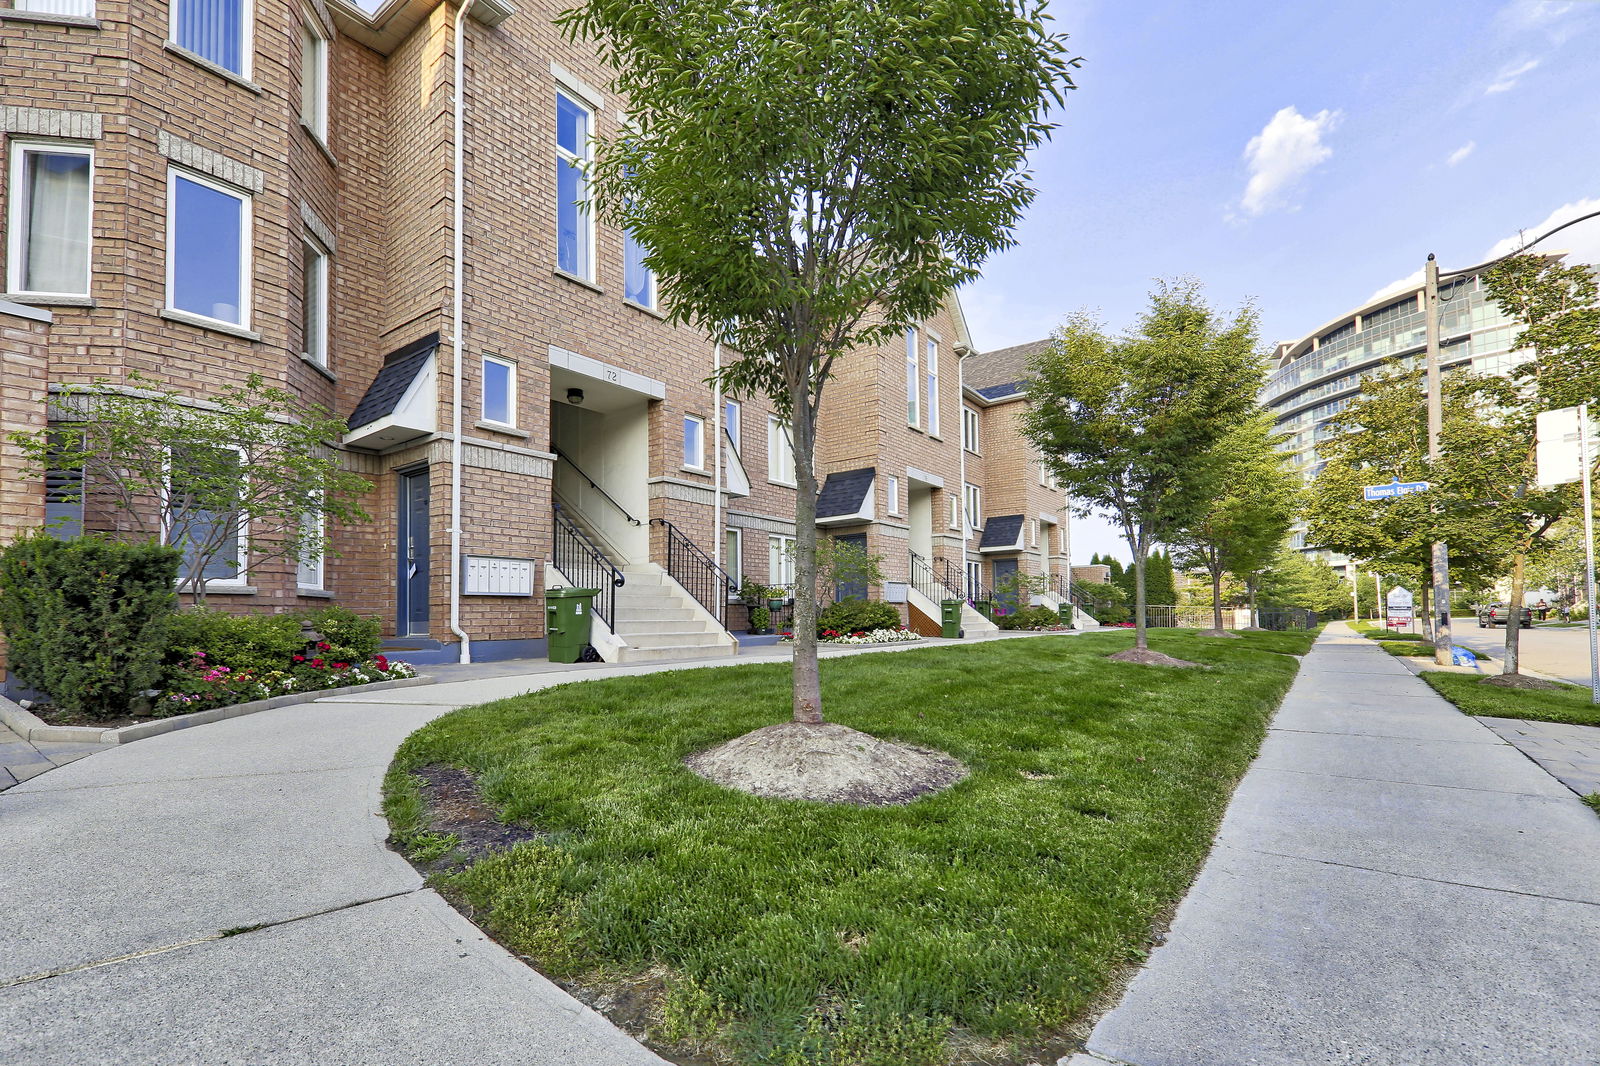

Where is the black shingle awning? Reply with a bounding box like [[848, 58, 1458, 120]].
[[349, 333, 439, 429], [979, 514, 1025, 551], [816, 467, 875, 523]]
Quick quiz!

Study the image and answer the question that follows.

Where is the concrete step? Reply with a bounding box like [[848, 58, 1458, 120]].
[[617, 642, 737, 663], [614, 606, 698, 621], [614, 619, 713, 636], [621, 631, 725, 649]]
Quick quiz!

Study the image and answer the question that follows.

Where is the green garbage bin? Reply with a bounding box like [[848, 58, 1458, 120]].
[[1057, 602, 1076, 629], [546, 586, 599, 664], [940, 600, 964, 639], [973, 598, 994, 622]]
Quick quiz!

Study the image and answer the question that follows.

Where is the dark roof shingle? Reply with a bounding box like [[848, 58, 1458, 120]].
[[979, 514, 1025, 550], [963, 337, 1053, 396], [348, 333, 439, 429], [816, 467, 875, 520]]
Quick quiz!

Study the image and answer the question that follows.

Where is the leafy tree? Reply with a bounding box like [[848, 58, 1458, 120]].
[[9, 374, 372, 604], [1143, 548, 1177, 607], [560, 0, 1077, 723], [1257, 548, 1351, 615], [1172, 413, 1300, 632], [1023, 281, 1262, 655]]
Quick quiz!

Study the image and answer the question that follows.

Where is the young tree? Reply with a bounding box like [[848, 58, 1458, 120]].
[[1172, 413, 1300, 634], [10, 374, 372, 604], [1023, 282, 1263, 660], [559, 0, 1077, 724], [1256, 547, 1351, 616]]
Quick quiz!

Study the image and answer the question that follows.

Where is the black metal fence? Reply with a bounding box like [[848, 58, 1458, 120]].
[[552, 502, 625, 626], [651, 517, 738, 628]]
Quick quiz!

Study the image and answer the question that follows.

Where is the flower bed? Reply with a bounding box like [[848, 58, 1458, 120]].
[[778, 626, 923, 645], [159, 647, 418, 715]]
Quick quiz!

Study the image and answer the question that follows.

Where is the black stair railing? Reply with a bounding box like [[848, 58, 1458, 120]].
[[935, 557, 966, 602], [909, 551, 941, 603], [553, 502, 625, 626], [650, 517, 738, 627], [553, 446, 642, 526]]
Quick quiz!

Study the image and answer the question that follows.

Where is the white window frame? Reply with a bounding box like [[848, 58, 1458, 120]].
[[925, 335, 940, 437], [481, 354, 517, 428], [297, 502, 325, 590], [554, 89, 595, 281], [723, 399, 741, 454], [769, 534, 797, 587], [767, 415, 796, 486], [301, 235, 329, 367], [1030, 519, 1038, 548], [164, 444, 249, 590], [166, 167, 252, 330], [962, 406, 980, 454], [725, 527, 743, 588], [964, 482, 981, 531], [683, 414, 706, 472], [905, 327, 920, 428], [170, 0, 255, 80], [299, 13, 329, 141], [887, 474, 900, 516], [20, 0, 95, 15], [623, 226, 655, 309], [6, 141, 94, 299], [948, 496, 960, 530]]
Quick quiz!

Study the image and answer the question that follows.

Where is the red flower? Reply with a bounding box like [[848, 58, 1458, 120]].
[[311, 658, 325, 668], [374, 655, 389, 670], [293, 655, 305, 663], [332, 662, 349, 670], [316, 642, 331, 651]]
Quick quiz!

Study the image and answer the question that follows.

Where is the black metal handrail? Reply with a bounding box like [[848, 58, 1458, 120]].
[[650, 517, 738, 626], [553, 447, 642, 526], [909, 551, 941, 603], [935, 557, 966, 602], [553, 502, 625, 626]]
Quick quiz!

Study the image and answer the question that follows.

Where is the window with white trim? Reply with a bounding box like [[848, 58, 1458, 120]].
[[482, 355, 516, 426], [1030, 519, 1038, 548], [555, 91, 593, 279], [767, 416, 795, 485], [723, 399, 741, 454], [7, 142, 92, 297], [166, 445, 247, 588], [20, 0, 95, 16], [925, 336, 940, 436], [301, 237, 328, 367], [769, 534, 796, 586], [299, 16, 328, 140], [683, 414, 705, 470], [886, 475, 900, 515], [964, 482, 981, 530], [948, 496, 960, 530], [962, 406, 980, 454], [624, 225, 654, 307], [173, 0, 251, 77], [44, 430, 84, 540], [905, 328, 919, 427], [297, 505, 325, 590], [167, 168, 250, 328], [726, 527, 743, 586]]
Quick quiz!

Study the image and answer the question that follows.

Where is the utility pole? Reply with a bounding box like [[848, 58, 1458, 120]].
[[1424, 253, 1453, 665]]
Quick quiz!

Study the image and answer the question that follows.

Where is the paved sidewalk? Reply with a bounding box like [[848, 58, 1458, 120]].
[[1479, 715, 1600, 797], [1068, 622, 1600, 1066], [0, 723, 108, 791]]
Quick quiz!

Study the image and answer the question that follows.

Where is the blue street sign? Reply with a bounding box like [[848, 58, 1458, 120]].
[[1363, 477, 1431, 501]]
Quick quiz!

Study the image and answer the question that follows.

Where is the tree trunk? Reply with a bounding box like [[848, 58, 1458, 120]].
[[1247, 576, 1258, 628], [1211, 563, 1224, 632], [1504, 551, 1527, 677], [789, 410, 823, 725], [1419, 566, 1431, 643], [1133, 535, 1149, 651]]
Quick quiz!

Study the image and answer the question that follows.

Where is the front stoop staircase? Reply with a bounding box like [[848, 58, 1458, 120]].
[[612, 565, 737, 663]]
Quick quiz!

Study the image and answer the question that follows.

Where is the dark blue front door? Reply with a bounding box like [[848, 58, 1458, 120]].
[[992, 557, 1019, 613], [835, 533, 868, 602], [397, 469, 431, 636]]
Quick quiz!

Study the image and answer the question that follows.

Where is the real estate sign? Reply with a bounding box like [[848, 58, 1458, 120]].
[[1386, 586, 1414, 628]]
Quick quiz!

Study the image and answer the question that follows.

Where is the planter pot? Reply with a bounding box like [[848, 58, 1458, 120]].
[[767, 599, 785, 609]]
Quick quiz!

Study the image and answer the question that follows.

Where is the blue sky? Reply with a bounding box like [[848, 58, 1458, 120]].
[[958, 0, 1600, 562]]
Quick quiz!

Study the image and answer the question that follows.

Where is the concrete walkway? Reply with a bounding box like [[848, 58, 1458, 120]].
[[0, 723, 107, 791], [0, 631, 1056, 1065], [1479, 715, 1600, 797], [1069, 622, 1600, 1066]]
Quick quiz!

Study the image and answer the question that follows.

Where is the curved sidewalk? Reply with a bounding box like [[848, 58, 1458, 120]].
[[1070, 622, 1600, 1066]]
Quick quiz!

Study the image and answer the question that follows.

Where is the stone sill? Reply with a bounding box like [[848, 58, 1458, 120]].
[[552, 268, 603, 294], [301, 352, 337, 381], [475, 420, 530, 439], [163, 40, 263, 94], [161, 307, 262, 342], [2, 292, 94, 308], [0, 9, 99, 28]]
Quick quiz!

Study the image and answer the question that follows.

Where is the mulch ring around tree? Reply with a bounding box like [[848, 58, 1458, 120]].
[[1479, 674, 1562, 690], [407, 764, 545, 870], [1107, 648, 1204, 668]]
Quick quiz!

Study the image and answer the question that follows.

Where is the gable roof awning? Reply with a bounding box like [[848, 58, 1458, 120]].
[[344, 333, 439, 451], [816, 467, 875, 526], [978, 514, 1025, 552]]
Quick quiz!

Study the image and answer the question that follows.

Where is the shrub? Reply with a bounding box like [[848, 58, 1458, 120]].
[[996, 605, 1061, 630], [164, 609, 305, 678], [293, 604, 381, 663], [816, 599, 901, 635], [0, 532, 180, 720]]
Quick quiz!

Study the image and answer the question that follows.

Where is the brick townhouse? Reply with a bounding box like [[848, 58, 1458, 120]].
[[0, 0, 1075, 668]]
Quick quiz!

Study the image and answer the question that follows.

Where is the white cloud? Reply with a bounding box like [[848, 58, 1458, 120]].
[[1367, 270, 1424, 305], [1238, 106, 1341, 217], [1485, 58, 1540, 94], [1495, 0, 1579, 39], [1446, 141, 1476, 166], [1482, 197, 1600, 265]]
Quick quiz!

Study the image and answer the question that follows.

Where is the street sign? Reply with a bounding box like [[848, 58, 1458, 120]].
[[1364, 477, 1432, 501], [1386, 587, 1415, 629], [1536, 406, 1598, 487]]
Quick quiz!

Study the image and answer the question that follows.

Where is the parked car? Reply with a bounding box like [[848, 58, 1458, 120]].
[[1476, 602, 1532, 628]]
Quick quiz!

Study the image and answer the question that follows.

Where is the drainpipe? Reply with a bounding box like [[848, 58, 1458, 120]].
[[712, 340, 723, 571], [956, 348, 969, 598], [449, 0, 478, 663]]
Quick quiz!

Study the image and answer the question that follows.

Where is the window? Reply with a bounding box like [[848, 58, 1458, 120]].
[[7, 143, 92, 297], [19, 0, 94, 15], [723, 399, 741, 454], [624, 226, 653, 307], [925, 336, 940, 436], [963, 482, 981, 530], [769, 535, 796, 586], [948, 496, 960, 530], [726, 527, 743, 585], [297, 505, 324, 589], [683, 414, 705, 470], [301, 237, 328, 367], [299, 17, 328, 140], [1030, 520, 1038, 548], [167, 169, 250, 327], [962, 406, 980, 454], [905, 328, 919, 427], [887, 475, 899, 515], [768, 416, 795, 485], [44, 431, 84, 540], [555, 91, 592, 279], [167, 445, 246, 587], [966, 560, 982, 598], [173, 0, 250, 77], [482, 355, 515, 426]]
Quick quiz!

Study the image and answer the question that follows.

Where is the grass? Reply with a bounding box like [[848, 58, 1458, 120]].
[[1421, 671, 1600, 727], [1380, 640, 1435, 657], [385, 628, 1317, 1066], [1585, 794, 1600, 817]]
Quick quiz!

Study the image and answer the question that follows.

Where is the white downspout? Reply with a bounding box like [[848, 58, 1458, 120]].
[[712, 340, 723, 571], [957, 351, 970, 599], [449, 0, 478, 662]]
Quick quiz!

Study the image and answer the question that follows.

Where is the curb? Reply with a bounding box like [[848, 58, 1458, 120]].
[[0, 675, 437, 745]]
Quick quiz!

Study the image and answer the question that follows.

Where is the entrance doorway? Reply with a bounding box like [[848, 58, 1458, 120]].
[[397, 468, 430, 636], [992, 557, 1019, 611], [834, 533, 868, 601]]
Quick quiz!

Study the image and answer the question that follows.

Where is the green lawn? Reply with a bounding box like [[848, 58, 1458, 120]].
[[385, 628, 1317, 1066], [1381, 640, 1435, 657], [1422, 671, 1600, 727]]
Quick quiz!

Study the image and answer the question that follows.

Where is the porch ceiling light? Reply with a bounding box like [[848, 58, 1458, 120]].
[[567, 388, 585, 406]]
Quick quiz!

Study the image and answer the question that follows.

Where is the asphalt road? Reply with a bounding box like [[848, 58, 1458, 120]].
[[1449, 623, 1598, 686]]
